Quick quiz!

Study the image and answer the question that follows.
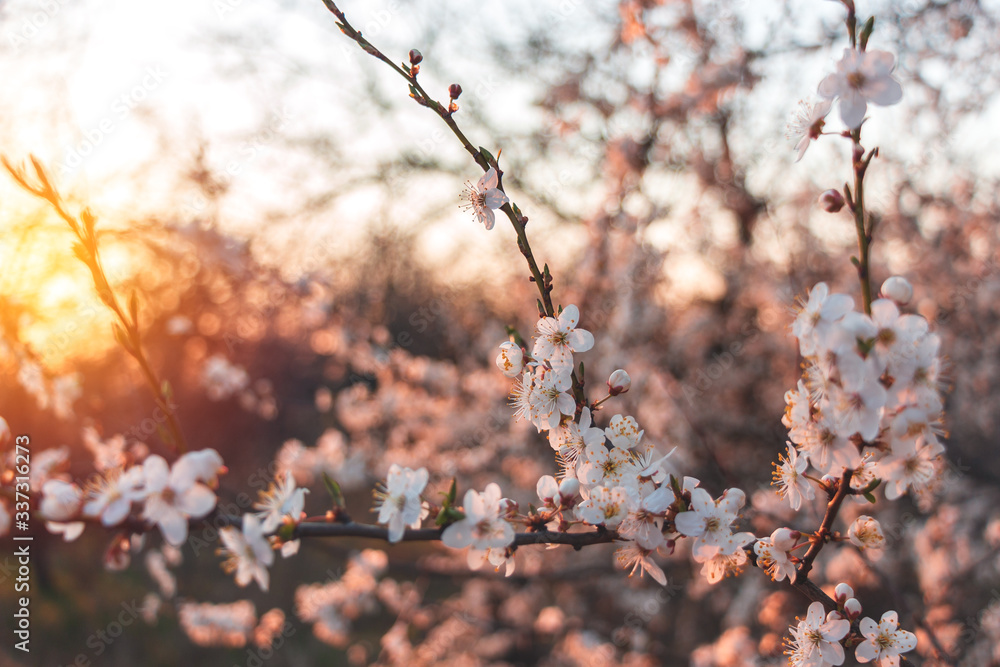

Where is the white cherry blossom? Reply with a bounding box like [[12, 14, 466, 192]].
[[461, 167, 508, 230], [373, 464, 429, 543], [219, 514, 274, 592], [855, 610, 917, 666], [818, 48, 903, 128], [532, 304, 594, 374], [441, 483, 515, 551]]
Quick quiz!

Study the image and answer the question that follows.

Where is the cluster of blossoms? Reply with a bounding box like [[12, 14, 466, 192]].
[[785, 584, 916, 667], [36, 446, 224, 546], [788, 46, 902, 160], [777, 278, 946, 508]]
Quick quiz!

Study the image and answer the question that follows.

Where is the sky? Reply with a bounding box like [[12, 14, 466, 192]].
[[2, 0, 999, 368]]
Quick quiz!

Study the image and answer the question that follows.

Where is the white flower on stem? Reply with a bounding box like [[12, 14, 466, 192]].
[[674, 487, 746, 559], [532, 304, 594, 375], [373, 464, 429, 543], [604, 414, 646, 453], [772, 443, 815, 511], [829, 374, 886, 442], [615, 542, 667, 585], [461, 167, 508, 230], [793, 283, 854, 358], [818, 48, 903, 129], [528, 368, 576, 431], [577, 442, 636, 488], [848, 515, 885, 550], [787, 98, 833, 161], [40, 479, 83, 522], [441, 483, 515, 551], [855, 611, 917, 666], [83, 466, 146, 526], [219, 514, 274, 592], [878, 436, 944, 501], [576, 485, 629, 528], [695, 536, 752, 584], [141, 455, 218, 546], [618, 485, 675, 550], [495, 342, 524, 378], [255, 470, 309, 533], [547, 407, 605, 469], [787, 601, 850, 666], [754, 531, 798, 583], [173, 449, 227, 488]]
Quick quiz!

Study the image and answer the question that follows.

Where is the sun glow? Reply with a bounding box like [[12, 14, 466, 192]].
[[0, 205, 129, 372]]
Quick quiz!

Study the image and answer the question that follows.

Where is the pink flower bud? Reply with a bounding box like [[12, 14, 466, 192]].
[[449, 83, 463, 100], [770, 527, 801, 552], [408, 49, 423, 65], [558, 477, 580, 503], [818, 189, 846, 213], [834, 582, 854, 603], [607, 369, 631, 396], [844, 597, 862, 619], [880, 276, 913, 305], [499, 498, 519, 517], [495, 342, 524, 378]]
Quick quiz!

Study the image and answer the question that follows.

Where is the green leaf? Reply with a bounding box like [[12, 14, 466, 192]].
[[850, 256, 861, 268], [478, 146, 495, 166], [859, 16, 875, 50], [511, 203, 521, 218], [444, 477, 457, 507], [322, 472, 346, 509], [435, 506, 465, 526], [863, 491, 877, 504], [577, 361, 585, 382], [407, 84, 419, 99]]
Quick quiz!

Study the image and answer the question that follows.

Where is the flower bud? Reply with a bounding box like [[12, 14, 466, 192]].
[[818, 189, 845, 213], [770, 527, 801, 552], [844, 597, 862, 619], [607, 369, 632, 396], [834, 582, 854, 603], [496, 341, 524, 378], [408, 49, 423, 65], [499, 498, 519, 517], [558, 476, 580, 503], [449, 83, 463, 100], [880, 275, 913, 305]]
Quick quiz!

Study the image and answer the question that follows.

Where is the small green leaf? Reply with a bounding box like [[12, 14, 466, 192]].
[[407, 84, 419, 99], [478, 146, 495, 166], [435, 506, 465, 526], [578, 361, 585, 382], [322, 472, 346, 509], [863, 491, 877, 504], [859, 16, 875, 50], [850, 256, 861, 268]]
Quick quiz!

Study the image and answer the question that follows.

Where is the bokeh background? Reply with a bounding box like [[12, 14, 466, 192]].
[[2, 0, 1000, 665]]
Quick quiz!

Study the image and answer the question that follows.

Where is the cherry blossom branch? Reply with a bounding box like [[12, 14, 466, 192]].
[[794, 468, 853, 584], [847, 130, 875, 315], [2, 156, 188, 453], [319, 0, 555, 319]]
